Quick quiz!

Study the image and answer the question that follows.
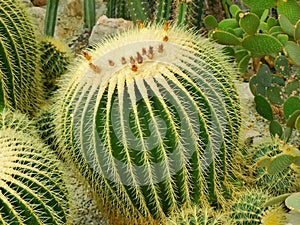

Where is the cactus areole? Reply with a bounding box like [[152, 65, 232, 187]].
[[55, 24, 241, 224]]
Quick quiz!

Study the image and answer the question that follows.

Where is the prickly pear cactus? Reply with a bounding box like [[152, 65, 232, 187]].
[[53, 24, 241, 224], [0, 0, 44, 114], [0, 110, 70, 224]]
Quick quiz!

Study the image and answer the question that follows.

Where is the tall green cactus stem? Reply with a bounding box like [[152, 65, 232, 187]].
[[0, 110, 70, 224], [53, 24, 241, 224], [125, 0, 150, 22], [44, 0, 59, 36], [83, 0, 96, 32], [187, 0, 205, 29], [0, 0, 44, 114], [155, 0, 173, 23]]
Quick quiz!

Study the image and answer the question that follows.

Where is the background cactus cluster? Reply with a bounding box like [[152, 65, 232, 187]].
[[106, 0, 205, 28], [249, 55, 300, 142], [204, 0, 300, 78], [0, 0, 299, 224]]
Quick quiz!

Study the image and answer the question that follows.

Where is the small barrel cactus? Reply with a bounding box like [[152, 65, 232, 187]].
[[251, 142, 298, 196], [0, 110, 70, 224], [39, 36, 72, 97], [53, 23, 241, 224], [0, 0, 44, 114], [229, 188, 269, 225]]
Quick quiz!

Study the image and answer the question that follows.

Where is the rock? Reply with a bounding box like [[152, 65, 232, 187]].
[[286, 211, 300, 225], [32, 0, 47, 7], [66, 0, 83, 17], [235, 81, 253, 107], [235, 81, 271, 146], [26, 6, 46, 37], [89, 15, 133, 45], [20, 0, 33, 7]]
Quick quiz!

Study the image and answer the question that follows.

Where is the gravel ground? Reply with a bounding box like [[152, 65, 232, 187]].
[[63, 165, 109, 225]]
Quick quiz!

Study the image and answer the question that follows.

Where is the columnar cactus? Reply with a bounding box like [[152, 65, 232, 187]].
[[0, 0, 44, 114], [0, 110, 70, 224], [53, 24, 241, 224]]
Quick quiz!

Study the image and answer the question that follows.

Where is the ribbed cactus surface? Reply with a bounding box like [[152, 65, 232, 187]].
[[0, 110, 70, 224], [39, 37, 72, 97], [53, 24, 241, 224], [0, 0, 43, 114], [166, 206, 231, 225]]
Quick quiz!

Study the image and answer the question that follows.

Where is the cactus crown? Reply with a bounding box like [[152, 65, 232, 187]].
[[53, 23, 241, 224]]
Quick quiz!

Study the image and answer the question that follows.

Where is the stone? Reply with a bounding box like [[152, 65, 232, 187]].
[[66, 0, 83, 17], [32, 0, 47, 7], [286, 211, 300, 225], [89, 15, 133, 45], [26, 7, 46, 37], [20, 0, 33, 7]]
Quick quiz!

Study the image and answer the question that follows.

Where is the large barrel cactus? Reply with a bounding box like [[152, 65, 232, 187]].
[[53, 24, 241, 224], [0, 110, 70, 224], [0, 0, 43, 114]]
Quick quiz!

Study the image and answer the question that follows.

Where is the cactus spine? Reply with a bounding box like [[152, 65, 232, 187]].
[[0, 0, 44, 114], [53, 24, 241, 224], [0, 110, 70, 224], [261, 206, 287, 225]]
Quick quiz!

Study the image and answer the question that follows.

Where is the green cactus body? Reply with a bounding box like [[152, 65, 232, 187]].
[[39, 37, 72, 96], [166, 206, 231, 225], [53, 24, 241, 224], [230, 189, 269, 225], [0, 110, 70, 224], [0, 0, 43, 114], [251, 143, 298, 196]]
